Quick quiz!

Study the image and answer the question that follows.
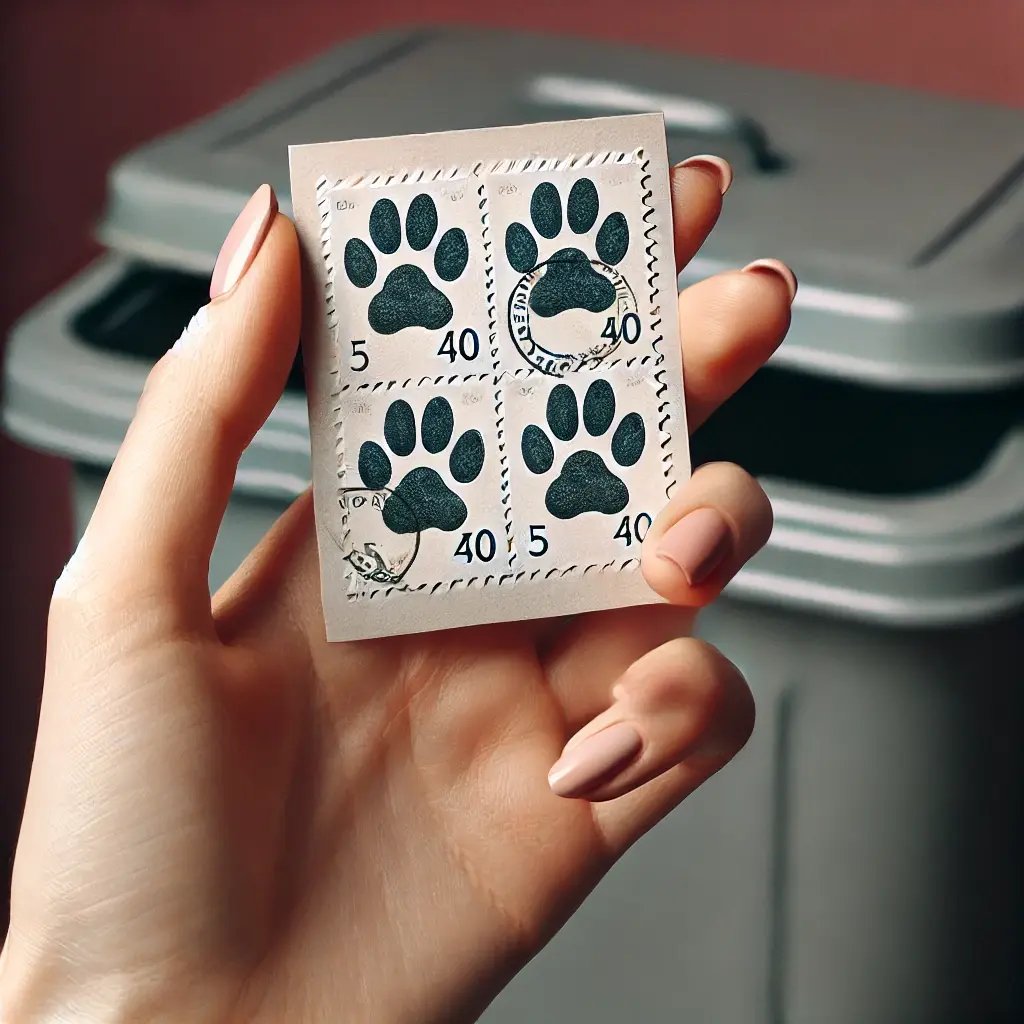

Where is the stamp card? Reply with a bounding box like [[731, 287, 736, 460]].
[[487, 158, 659, 375], [503, 369, 673, 574], [290, 114, 689, 641], [336, 379, 507, 597], [328, 176, 490, 383]]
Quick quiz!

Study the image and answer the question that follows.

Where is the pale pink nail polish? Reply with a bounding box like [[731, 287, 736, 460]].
[[742, 258, 798, 303], [675, 154, 733, 195], [209, 184, 278, 300], [656, 507, 731, 587], [548, 722, 643, 798]]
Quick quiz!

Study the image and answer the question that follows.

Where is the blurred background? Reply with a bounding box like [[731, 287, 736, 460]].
[[2, 2, 1022, 1021]]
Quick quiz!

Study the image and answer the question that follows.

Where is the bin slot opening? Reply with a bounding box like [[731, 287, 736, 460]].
[[692, 368, 1023, 495], [71, 264, 306, 392], [70, 264, 1022, 496]]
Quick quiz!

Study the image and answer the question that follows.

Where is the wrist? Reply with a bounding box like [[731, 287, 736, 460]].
[[0, 934, 226, 1024]]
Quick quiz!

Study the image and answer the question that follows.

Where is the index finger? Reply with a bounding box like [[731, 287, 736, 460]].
[[669, 156, 733, 271]]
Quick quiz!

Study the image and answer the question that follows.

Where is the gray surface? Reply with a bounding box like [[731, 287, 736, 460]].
[[6, 255, 1024, 627], [98, 26, 1024, 389]]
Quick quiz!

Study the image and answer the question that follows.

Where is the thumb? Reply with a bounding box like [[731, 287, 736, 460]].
[[59, 185, 301, 617]]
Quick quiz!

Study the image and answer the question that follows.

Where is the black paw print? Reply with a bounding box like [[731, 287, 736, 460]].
[[504, 178, 630, 318], [521, 380, 645, 519], [344, 194, 469, 335], [358, 396, 484, 534]]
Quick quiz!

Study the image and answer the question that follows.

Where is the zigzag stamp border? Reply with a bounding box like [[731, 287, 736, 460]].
[[312, 132, 683, 605]]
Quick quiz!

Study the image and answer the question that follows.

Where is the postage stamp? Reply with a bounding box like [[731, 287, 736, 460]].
[[290, 114, 689, 640], [335, 379, 508, 596], [503, 368, 671, 573], [485, 156, 660, 376], [328, 176, 490, 385]]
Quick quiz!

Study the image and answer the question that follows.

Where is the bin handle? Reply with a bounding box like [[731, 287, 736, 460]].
[[527, 74, 787, 173]]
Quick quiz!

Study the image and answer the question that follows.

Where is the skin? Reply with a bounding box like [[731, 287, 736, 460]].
[[0, 161, 791, 1023]]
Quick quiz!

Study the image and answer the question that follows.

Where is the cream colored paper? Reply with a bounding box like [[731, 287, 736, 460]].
[[290, 114, 689, 641]]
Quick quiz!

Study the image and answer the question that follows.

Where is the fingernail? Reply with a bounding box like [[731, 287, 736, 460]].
[[548, 722, 643, 798], [210, 184, 278, 300], [742, 258, 798, 303], [656, 507, 731, 587], [675, 154, 733, 195]]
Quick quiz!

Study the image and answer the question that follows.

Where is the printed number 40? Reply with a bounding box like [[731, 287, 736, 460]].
[[614, 513, 652, 547], [438, 328, 480, 363], [601, 312, 641, 344], [455, 529, 496, 563]]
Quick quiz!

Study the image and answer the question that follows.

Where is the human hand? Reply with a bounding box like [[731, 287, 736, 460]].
[[1, 156, 794, 1023]]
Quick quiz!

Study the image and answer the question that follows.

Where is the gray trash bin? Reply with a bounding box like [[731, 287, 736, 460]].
[[4, 28, 1024, 1024]]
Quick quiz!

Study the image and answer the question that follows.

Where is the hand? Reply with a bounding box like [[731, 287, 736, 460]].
[[1, 157, 793, 1023]]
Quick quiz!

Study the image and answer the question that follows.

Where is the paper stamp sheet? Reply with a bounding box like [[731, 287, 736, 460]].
[[290, 114, 689, 640]]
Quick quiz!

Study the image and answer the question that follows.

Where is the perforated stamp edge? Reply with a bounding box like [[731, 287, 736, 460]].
[[319, 148, 674, 593], [483, 148, 664, 376]]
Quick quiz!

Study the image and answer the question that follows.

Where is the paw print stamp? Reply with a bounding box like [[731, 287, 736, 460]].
[[487, 161, 658, 375], [330, 179, 489, 383], [504, 372, 669, 570], [339, 382, 507, 592]]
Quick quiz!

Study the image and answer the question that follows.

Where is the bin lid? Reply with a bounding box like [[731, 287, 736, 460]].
[[98, 26, 1024, 391]]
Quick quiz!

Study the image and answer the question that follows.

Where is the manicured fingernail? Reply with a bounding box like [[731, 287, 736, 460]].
[[675, 154, 733, 195], [210, 184, 277, 300], [548, 722, 643, 798], [742, 258, 798, 303], [656, 507, 731, 586]]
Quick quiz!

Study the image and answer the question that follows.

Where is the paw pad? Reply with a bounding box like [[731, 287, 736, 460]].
[[521, 379, 645, 519], [357, 395, 485, 534], [344, 194, 470, 335], [504, 178, 630, 319]]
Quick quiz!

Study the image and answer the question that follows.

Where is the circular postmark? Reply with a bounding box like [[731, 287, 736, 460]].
[[334, 486, 420, 587], [507, 258, 638, 376]]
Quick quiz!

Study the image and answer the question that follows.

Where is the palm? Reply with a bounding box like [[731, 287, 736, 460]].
[[218, 545, 692, 1019]]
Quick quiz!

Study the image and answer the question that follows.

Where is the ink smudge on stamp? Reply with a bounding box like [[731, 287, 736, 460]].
[[486, 157, 659, 376], [337, 379, 509, 596]]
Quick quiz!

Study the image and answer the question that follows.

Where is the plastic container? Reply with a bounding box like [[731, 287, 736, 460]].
[[5, 27, 1024, 1024]]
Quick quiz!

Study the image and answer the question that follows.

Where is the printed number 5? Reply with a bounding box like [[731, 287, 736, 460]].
[[351, 339, 369, 371], [528, 524, 548, 556]]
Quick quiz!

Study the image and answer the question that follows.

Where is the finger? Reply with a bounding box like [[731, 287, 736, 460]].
[[541, 602, 697, 732], [680, 260, 796, 431], [669, 155, 732, 271], [542, 461, 769, 730], [546, 637, 753, 821], [74, 187, 300, 613], [641, 460, 773, 607]]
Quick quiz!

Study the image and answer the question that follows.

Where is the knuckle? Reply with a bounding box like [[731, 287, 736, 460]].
[[624, 637, 737, 713], [688, 639, 755, 754], [684, 638, 748, 721], [694, 459, 757, 495]]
